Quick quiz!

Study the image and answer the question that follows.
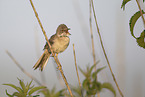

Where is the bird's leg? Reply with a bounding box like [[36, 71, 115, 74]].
[[55, 53, 62, 70], [51, 52, 55, 57]]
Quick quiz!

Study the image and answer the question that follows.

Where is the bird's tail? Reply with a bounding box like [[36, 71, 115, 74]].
[[33, 49, 50, 71]]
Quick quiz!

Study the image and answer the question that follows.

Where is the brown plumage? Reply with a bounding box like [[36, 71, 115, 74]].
[[33, 24, 71, 71]]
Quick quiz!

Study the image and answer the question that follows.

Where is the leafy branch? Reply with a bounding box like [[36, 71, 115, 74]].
[[121, 0, 145, 49]]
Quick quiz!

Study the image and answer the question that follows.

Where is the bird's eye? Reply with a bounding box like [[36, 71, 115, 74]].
[[61, 29, 67, 32], [61, 30, 64, 32], [60, 31, 64, 33]]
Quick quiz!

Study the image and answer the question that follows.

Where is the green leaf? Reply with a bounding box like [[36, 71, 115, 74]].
[[5, 90, 22, 97], [86, 81, 101, 96], [92, 66, 106, 79], [33, 95, 40, 97], [12, 92, 22, 97], [87, 89, 97, 96], [38, 87, 65, 97], [3, 84, 23, 94], [71, 86, 82, 97], [129, 10, 145, 39], [102, 82, 116, 97], [38, 88, 50, 96], [54, 89, 65, 97], [121, 0, 131, 10], [18, 79, 27, 95], [143, 0, 145, 2], [28, 86, 46, 95], [78, 66, 86, 77], [136, 30, 145, 48], [92, 81, 102, 91], [82, 79, 90, 91], [89, 61, 100, 75], [92, 71, 98, 80], [51, 86, 56, 94], [5, 90, 13, 97], [96, 66, 106, 74], [95, 82, 102, 92], [25, 79, 34, 90], [26, 80, 33, 93]]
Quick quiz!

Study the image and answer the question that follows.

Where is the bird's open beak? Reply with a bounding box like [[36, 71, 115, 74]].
[[67, 28, 71, 35]]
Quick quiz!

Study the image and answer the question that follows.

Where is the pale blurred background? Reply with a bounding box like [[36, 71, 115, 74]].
[[0, 0, 145, 97]]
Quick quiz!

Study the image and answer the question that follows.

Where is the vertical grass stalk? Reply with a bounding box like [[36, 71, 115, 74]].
[[90, 0, 124, 96], [29, 0, 73, 96], [89, 0, 100, 97], [73, 44, 83, 97], [89, 0, 97, 70]]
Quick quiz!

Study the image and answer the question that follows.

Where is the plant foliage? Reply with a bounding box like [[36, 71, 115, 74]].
[[71, 86, 83, 97], [121, 0, 131, 10], [122, 0, 145, 49], [136, 30, 145, 48], [3, 78, 46, 97], [129, 10, 145, 38], [129, 10, 145, 48], [79, 64, 116, 97]]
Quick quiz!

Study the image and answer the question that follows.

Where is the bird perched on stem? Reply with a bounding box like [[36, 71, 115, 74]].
[[33, 24, 71, 71]]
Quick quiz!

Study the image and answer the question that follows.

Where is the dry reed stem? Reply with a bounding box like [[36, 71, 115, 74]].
[[29, 0, 73, 96], [89, 1, 100, 97], [89, 0, 96, 70], [136, 0, 145, 27], [90, 0, 124, 97], [73, 44, 83, 97], [6, 50, 42, 86]]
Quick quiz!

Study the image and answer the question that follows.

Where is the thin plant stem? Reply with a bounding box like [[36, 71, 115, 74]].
[[89, 1, 100, 97], [29, 0, 73, 96], [136, 0, 145, 27], [90, 0, 124, 97], [89, 0, 96, 70], [73, 44, 83, 97], [6, 50, 42, 86], [53, 60, 65, 88]]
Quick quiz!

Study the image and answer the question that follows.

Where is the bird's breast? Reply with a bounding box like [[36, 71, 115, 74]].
[[51, 36, 70, 53]]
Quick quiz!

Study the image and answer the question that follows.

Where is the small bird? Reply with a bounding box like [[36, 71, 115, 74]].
[[33, 24, 71, 71]]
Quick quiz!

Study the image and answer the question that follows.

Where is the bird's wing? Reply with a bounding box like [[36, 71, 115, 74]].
[[43, 34, 57, 53]]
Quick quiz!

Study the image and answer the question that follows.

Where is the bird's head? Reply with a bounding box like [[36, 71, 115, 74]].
[[56, 24, 71, 37]]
